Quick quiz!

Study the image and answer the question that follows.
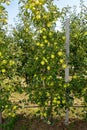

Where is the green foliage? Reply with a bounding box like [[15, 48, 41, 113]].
[[0, 0, 23, 119], [0, 0, 87, 124], [63, 1, 87, 100], [0, 116, 17, 130], [11, 0, 87, 121]]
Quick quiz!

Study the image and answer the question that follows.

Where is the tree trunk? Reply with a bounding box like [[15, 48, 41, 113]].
[[0, 111, 2, 130], [64, 108, 69, 125], [49, 93, 53, 124]]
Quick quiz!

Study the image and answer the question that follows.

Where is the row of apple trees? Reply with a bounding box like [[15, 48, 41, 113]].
[[0, 0, 87, 123], [12, 0, 87, 120], [0, 0, 23, 126]]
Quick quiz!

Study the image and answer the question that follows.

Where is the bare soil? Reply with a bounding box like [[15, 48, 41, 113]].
[[13, 114, 87, 130]]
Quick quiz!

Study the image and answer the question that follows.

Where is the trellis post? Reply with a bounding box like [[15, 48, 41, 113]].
[[64, 18, 70, 125]]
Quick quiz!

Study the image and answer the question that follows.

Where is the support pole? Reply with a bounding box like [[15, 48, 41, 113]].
[[64, 18, 70, 125]]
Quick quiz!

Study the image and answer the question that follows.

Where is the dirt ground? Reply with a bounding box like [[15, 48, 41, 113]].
[[13, 115, 87, 130], [2, 93, 87, 130]]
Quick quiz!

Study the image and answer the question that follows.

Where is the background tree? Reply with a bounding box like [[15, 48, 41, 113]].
[[0, 1, 22, 128], [61, 0, 87, 110]]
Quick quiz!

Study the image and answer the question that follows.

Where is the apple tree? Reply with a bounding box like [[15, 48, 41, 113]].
[[61, 0, 87, 109], [14, 0, 70, 121], [0, 1, 23, 127]]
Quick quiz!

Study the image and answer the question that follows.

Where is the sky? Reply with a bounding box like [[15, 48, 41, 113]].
[[5, 0, 87, 27]]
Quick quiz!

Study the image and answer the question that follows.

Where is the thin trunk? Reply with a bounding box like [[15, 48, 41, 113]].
[[49, 93, 53, 123], [65, 108, 69, 125], [0, 111, 2, 130]]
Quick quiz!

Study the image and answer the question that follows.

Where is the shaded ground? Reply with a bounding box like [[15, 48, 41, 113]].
[[13, 115, 87, 130], [1, 93, 86, 130], [1, 113, 87, 130]]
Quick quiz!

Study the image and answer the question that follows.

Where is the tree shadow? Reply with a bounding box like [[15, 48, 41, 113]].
[[1, 114, 87, 130]]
